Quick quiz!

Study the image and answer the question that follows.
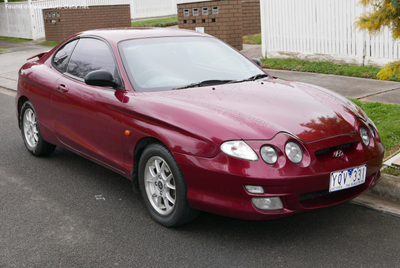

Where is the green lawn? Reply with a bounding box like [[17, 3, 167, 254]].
[[0, 36, 32, 43], [131, 16, 178, 27], [0, 49, 8, 53]]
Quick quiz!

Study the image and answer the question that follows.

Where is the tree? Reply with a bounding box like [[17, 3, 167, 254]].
[[355, 0, 400, 80]]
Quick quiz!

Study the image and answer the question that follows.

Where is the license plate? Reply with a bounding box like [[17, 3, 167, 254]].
[[329, 165, 367, 192]]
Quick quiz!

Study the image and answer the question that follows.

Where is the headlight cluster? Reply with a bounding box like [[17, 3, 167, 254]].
[[359, 118, 379, 147], [360, 127, 370, 146], [285, 142, 303, 164], [220, 118, 380, 165], [221, 140, 305, 165], [260, 146, 278, 164], [220, 141, 258, 161]]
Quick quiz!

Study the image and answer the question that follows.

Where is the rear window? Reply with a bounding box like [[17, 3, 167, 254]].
[[52, 39, 78, 73]]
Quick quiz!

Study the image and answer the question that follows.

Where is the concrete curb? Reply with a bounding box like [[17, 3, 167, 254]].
[[351, 173, 400, 217], [370, 173, 400, 202]]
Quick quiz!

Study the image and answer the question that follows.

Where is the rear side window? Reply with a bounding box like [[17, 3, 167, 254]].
[[67, 38, 116, 79], [53, 39, 78, 73]]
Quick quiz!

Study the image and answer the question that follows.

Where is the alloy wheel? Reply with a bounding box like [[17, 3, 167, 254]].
[[144, 156, 176, 215]]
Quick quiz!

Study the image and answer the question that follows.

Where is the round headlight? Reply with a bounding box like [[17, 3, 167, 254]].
[[285, 142, 303, 164], [220, 140, 259, 161], [360, 127, 370, 146], [260, 145, 278, 164]]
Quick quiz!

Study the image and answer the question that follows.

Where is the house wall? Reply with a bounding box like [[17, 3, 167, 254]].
[[178, 0, 261, 50], [43, 5, 131, 42]]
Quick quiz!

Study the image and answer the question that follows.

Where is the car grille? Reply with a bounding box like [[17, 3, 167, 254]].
[[298, 186, 362, 208], [299, 190, 330, 202], [314, 142, 353, 157]]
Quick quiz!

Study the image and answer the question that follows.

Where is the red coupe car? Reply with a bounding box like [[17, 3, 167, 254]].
[[16, 28, 385, 226]]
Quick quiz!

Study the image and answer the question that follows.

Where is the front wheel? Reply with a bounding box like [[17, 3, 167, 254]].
[[138, 143, 199, 227], [20, 101, 56, 156]]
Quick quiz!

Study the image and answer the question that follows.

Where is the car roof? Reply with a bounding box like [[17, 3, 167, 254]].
[[77, 27, 210, 43]]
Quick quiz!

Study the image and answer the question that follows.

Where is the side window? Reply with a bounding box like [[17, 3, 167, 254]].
[[66, 38, 116, 79], [53, 39, 78, 73]]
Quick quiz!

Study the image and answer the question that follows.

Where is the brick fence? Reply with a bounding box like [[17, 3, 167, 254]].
[[242, 1, 261, 36], [43, 5, 131, 42], [178, 0, 260, 50]]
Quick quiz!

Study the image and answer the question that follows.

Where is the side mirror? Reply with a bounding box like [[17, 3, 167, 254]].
[[85, 70, 119, 88], [252, 58, 262, 67]]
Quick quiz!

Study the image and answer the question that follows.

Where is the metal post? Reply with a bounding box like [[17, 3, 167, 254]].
[[4, 0, 10, 37], [260, 0, 267, 58], [28, 0, 37, 40], [172, 0, 177, 16], [130, 0, 135, 20], [355, 2, 366, 66]]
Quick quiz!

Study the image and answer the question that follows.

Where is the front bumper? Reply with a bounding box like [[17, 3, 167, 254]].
[[173, 134, 385, 220]]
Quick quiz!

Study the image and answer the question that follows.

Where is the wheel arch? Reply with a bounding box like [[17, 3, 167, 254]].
[[17, 96, 29, 129], [131, 136, 164, 193]]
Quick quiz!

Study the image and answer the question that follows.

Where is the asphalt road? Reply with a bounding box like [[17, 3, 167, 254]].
[[1, 91, 400, 268]]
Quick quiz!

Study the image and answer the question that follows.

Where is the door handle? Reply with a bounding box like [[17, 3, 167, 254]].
[[57, 84, 69, 93]]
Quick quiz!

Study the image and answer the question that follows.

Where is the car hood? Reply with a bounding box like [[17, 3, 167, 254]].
[[137, 79, 364, 143]]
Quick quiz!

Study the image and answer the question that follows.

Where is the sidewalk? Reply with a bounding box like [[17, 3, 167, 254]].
[[1, 40, 399, 216], [0, 39, 49, 91]]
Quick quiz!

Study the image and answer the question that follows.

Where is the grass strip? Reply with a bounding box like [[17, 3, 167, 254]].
[[132, 16, 178, 27], [0, 49, 8, 53], [261, 58, 385, 80], [383, 166, 400, 176], [36, 41, 59, 47], [0, 36, 32, 43], [243, 33, 261, 45]]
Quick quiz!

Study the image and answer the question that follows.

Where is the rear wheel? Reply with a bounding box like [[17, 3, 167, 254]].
[[20, 101, 56, 156], [138, 143, 199, 227]]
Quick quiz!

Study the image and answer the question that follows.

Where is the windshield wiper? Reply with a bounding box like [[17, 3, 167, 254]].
[[231, 74, 270, 83], [172, 79, 233, 90]]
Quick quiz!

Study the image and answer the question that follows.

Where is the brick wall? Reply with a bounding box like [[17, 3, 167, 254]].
[[242, 1, 260, 36], [43, 5, 131, 42], [178, 0, 244, 50]]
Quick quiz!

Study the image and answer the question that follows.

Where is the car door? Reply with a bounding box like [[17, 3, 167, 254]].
[[51, 37, 127, 173]]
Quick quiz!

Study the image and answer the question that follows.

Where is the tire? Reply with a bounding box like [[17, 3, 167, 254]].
[[138, 143, 199, 227], [20, 101, 56, 156]]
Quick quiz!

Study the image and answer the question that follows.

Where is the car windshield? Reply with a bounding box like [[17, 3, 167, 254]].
[[118, 36, 267, 92]]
